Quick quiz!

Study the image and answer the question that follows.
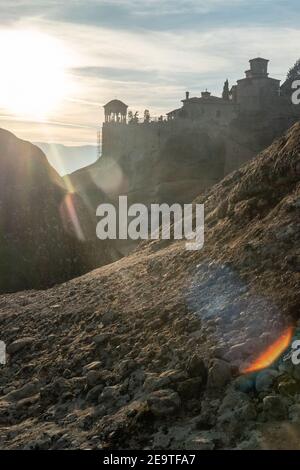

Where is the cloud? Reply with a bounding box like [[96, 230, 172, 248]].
[[26, 18, 300, 80], [1, 1, 300, 146], [5, 18, 300, 122], [0, 1, 60, 23], [1, 0, 297, 31]]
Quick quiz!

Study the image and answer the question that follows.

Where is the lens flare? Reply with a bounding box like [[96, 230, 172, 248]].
[[242, 326, 294, 374], [60, 193, 85, 242]]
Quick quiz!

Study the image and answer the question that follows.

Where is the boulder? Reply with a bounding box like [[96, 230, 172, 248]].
[[86, 371, 103, 387], [92, 334, 110, 345], [263, 395, 287, 420], [4, 381, 39, 402], [185, 355, 207, 381], [177, 378, 204, 400], [86, 385, 104, 403], [147, 389, 181, 416], [255, 369, 278, 393], [184, 435, 215, 450], [83, 361, 102, 373], [278, 378, 300, 396], [7, 337, 35, 355], [234, 374, 255, 393], [207, 359, 231, 389]]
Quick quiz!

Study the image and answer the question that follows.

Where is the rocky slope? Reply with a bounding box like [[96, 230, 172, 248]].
[[0, 124, 299, 449], [0, 128, 115, 293]]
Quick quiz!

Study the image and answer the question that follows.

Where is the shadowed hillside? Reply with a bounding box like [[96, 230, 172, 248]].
[[0, 129, 116, 293]]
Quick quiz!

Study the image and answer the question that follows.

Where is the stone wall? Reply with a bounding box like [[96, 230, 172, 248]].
[[102, 118, 254, 182], [181, 100, 238, 126], [102, 106, 300, 199], [236, 77, 280, 112]]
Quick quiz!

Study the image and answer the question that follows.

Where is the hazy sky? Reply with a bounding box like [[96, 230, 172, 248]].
[[0, 0, 300, 146]]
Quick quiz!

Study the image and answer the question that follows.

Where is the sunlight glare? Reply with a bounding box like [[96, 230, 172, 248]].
[[0, 29, 72, 119]]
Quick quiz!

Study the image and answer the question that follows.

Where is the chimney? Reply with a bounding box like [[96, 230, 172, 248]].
[[185, 91, 190, 100]]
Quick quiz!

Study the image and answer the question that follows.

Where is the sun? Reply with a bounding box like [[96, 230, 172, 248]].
[[0, 29, 72, 119]]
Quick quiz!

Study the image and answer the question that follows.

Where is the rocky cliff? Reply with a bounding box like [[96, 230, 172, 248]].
[[0, 123, 299, 449], [66, 112, 294, 259], [65, 124, 254, 255]]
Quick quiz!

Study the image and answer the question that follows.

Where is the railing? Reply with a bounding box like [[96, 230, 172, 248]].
[[104, 115, 169, 125], [125, 116, 169, 124]]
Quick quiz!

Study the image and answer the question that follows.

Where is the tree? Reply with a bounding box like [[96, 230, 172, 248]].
[[133, 111, 139, 123], [143, 109, 151, 123], [287, 59, 300, 80], [222, 79, 230, 101], [128, 110, 134, 124], [128, 110, 139, 124]]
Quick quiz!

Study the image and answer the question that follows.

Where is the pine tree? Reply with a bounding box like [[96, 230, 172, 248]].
[[128, 110, 134, 124], [133, 111, 139, 123], [281, 59, 300, 97], [144, 109, 150, 123], [287, 59, 300, 80], [222, 79, 230, 100]]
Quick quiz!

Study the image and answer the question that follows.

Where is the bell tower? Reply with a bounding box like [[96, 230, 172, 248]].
[[248, 58, 269, 77]]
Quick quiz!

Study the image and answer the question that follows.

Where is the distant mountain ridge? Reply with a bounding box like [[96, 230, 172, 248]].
[[35, 142, 99, 175]]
